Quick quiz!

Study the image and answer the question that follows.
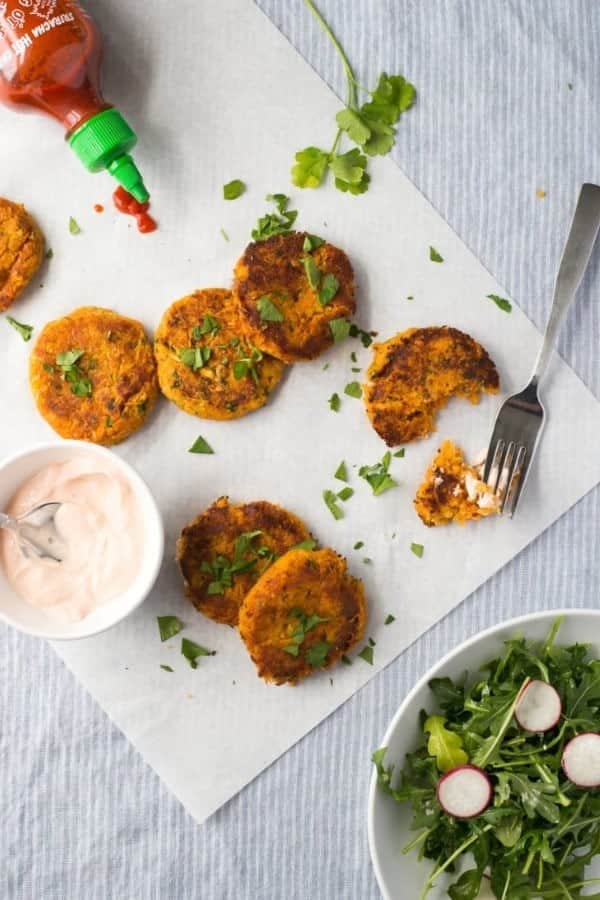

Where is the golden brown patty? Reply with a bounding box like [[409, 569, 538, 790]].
[[177, 497, 313, 626], [30, 306, 158, 445], [239, 548, 367, 685], [154, 289, 285, 420], [232, 232, 356, 362], [364, 326, 499, 446], [414, 440, 499, 527], [0, 198, 45, 311]]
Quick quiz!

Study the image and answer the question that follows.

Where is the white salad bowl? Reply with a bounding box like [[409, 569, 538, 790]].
[[368, 609, 600, 899], [0, 441, 164, 640]]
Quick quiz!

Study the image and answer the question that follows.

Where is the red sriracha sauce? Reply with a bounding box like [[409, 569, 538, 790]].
[[113, 187, 157, 235], [0, 1, 151, 207]]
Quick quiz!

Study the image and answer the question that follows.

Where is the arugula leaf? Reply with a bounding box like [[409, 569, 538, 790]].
[[181, 638, 216, 669], [188, 435, 214, 454], [329, 318, 351, 343], [344, 380, 362, 399], [359, 451, 398, 495], [257, 295, 284, 322], [487, 293, 512, 313], [323, 489, 343, 520], [6, 316, 33, 341], [447, 870, 482, 900], [429, 246, 444, 262], [157, 615, 182, 642], [424, 715, 469, 773], [252, 194, 298, 241], [328, 392, 341, 412], [223, 179, 245, 200]]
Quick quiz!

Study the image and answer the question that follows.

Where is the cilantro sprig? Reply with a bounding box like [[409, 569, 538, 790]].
[[282, 608, 331, 667], [56, 349, 92, 397], [292, 0, 415, 195], [6, 316, 33, 341], [372, 617, 600, 899], [201, 531, 274, 595]]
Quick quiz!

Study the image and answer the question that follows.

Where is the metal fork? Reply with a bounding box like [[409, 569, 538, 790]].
[[483, 182, 600, 516]]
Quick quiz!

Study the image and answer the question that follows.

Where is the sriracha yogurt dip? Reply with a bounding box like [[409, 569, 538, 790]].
[[0, 456, 143, 624]]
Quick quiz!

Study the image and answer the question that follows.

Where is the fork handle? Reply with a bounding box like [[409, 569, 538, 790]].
[[533, 182, 600, 383]]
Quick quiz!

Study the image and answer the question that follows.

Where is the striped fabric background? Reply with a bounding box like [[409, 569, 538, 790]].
[[2, 2, 600, 898]]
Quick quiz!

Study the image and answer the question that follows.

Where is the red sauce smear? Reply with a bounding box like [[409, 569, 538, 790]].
[[112, 186, 158, 234], [93, 203, 104, 213]]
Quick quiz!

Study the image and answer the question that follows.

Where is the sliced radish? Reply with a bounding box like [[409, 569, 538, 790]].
[[436, 765, 492, 819], [562, 733, 600, 788], [514, 679, 562, 732]]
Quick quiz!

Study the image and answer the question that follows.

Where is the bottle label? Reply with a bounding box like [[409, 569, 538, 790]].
[[0, 1, 75, 77]]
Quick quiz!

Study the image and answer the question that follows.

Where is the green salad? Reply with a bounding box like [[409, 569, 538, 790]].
[[373, 618, 600, 899]]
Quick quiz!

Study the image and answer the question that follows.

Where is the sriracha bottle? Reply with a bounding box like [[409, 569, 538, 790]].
[[0, 0, 149, 202]]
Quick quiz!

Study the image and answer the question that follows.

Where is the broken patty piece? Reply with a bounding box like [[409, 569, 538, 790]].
[[414, 440, 499, 527]]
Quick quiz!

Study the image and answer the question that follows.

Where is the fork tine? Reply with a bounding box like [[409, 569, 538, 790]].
[[486, 439, 505, 492], [496, 441, 516, 505], [504, 445, 528, 517]]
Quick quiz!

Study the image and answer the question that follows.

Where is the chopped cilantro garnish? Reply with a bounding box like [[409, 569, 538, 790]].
[[429, 246, 443, 262], [257, 295, 284, 322], [68, 216, 81, 235], [56, 349, 92, 397], [252, 193, 298, 241], [322, 362, 330, 370], [384, 614, 396, 625], [201, 531, 272, 594], [291, 539, 317, 552], [341, 654, 352, 665], [359, 451, 398, 495], [45, 248, 53, 260], [192, 315, 220, 339], [160, 665, 174, 672], [282, 609, 331, 661], [223, 179, 245, 200], [179, 346, 212, 371], [305, 641, 332, 668], [334, 461, 348, 482], [157, 615, 182, 642], [233, 345, 263, 383], [303, 255, 321, 289], [344, 380, 362, 399], [188, 435, 214, 454], [318, 273, 340, 306], [220, 227, 230, 242], [329, 318, 351, 342], [350, 351, 357, 363], [410, 542, 424, 558], [393, 449, 405, 458], [349, 323, 373, 347], [487, 293, 512, 313], [323, 489, 344, 520], [337, 486, 354, 502], [181, 638, 216, 668], [329, 392, 341, 412], [303, 233, 325, 252], [358, 644, 374, 665], [6, 316, 33, 342], [353, 541, 364, 550]]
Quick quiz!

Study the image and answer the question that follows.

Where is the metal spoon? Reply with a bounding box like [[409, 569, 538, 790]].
[[0, 502, 67, 562]]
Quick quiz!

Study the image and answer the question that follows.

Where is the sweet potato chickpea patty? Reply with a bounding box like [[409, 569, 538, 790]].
[[0, 198, 45, 311], [29, 306, 158, 445], [176, 498, 313, 627], [239, 548, 367, 685], [232, 232, 356, 362], [364, 326, 499, 446], [414, 440, 499, 526], [154, 289, 285, 420]]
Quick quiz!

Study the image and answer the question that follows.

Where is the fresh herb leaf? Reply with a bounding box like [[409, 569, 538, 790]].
[[233, 345, 263, 383], [323, 489, 344, 520], [354, 541, 364, 550], [349, 323, 373, 347], [181, 638, 216, 668], [429, 245, 443, 262], [358, 644, 374, 665], [192, 315, 220, 338], [68, 216, 81, 235], [292, 147, 330, 189], [393, 448, 405, 458], [330, 148, 370, 194], [179, 346, 212, 371], [329, 318, 351, 343], [45, 248, 53, 260], [220, 227, 230, 242], [318, 273, 340, 306], [328, 392, 341, 412], [344, 380, 362, 399], [359, 452, 398, 496], [188, 435, 214, 454], [55, 349, 92, 397], [487, 293, 512, 313], [160, 665, 174, 673], [157, 615, 182, 642], [337, 486, 354, 502], [305, 641, 332, 668], [334, 461, 348, 482], [290, 539, 317, 552], [410, 542, 424, 558], [303, 255, 322, 289], [6, 316, 33, 341], [341, 654, 352, 665], [257, 295, 284, 322], [252, 193, 298, 240], [303, 233, 325, 251], [385, 614, 395, 625], [223, 179, 245, 200]]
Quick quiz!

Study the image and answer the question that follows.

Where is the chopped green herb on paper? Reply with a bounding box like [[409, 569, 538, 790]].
[[181, 638, 216, 669], [341, 654, 352, 665], [344, 380, 362, 399], [329, 392, 341, 412], [359, 451, 397, 496], [358, 644, 374, 665], [220, 227, 230, 242], [252, 193, 298, 241], [354, 541, 364, 550], [188, 435, 214, 455], [487, 293, 512, 313], [429, 245, 443, 262], [337, 486, 354, 502], [69, 216, 81, 235], [223, 179, 245, 200], [334, 461, 348, 482], [160, 665, 174, 673], [157, 615, 182, 642], [329, 318, 351, 343], [349, 323, 373, 347], [323, 489, 344, 520], [384, 614, 395, 625], [410, 542, 424, 558], [6, 316, 33, 342], [393, 448, 405, 458]]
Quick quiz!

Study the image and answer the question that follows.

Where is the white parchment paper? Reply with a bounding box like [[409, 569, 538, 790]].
[[1, 0, 600, 825]]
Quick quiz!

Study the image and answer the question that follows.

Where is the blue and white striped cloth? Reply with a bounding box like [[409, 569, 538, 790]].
[[3, 2, 600, 897]]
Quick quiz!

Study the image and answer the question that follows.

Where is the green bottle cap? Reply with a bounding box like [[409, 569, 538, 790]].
[[68, 108, 150, 203]]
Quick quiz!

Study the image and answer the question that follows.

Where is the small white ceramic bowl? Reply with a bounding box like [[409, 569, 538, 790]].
[[368, 609, 600, 900], [0, 441, 164, 640]]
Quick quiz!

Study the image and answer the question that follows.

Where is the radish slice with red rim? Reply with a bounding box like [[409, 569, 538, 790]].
[[562, 733, 600, 788], [436, 765, 492, 819], [514, 679, 562, 732]]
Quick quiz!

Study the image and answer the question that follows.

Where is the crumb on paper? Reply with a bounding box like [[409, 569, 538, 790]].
[[537, 189, 547, 199]]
